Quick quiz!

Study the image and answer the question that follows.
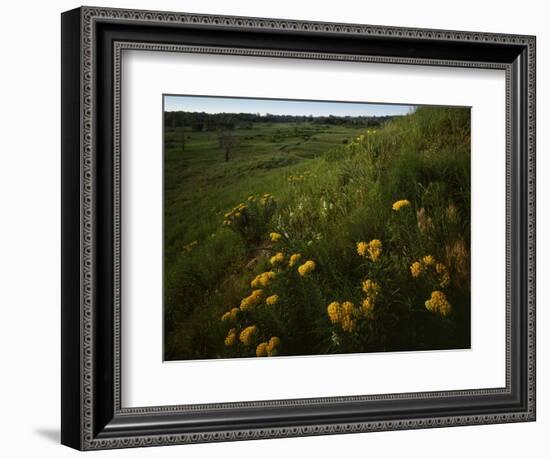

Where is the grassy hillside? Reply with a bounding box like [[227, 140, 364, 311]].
[[164, 106, 471, 360]]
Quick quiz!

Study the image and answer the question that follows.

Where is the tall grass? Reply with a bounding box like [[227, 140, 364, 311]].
[[164, 106, 471, 360]]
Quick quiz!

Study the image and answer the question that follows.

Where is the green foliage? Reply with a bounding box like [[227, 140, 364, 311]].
[[222, 195, 277, 245], [164, 107, 471, 360]]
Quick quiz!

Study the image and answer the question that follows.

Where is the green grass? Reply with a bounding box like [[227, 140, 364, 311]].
[[164, 108, 471, 360]]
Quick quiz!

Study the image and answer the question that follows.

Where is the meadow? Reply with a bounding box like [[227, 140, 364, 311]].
[[164, 105, 471, 361]]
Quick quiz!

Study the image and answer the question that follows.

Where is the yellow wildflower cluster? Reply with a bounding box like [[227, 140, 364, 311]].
[[224, 328, 237, 347], [327, 301, 342, 324], [327, 301, 357, 333], [362, 279, 381, 296], [410, 261, 424, 278], [353, 132, 376, 144], [361, 279, 381, 315], [239, 325, 258, 346], [270, 232, 282, 242], [260, 193, 275, 206], [240, 289, 264, 312], [297, 260, 316, 277], [392, 199, 411, 211], [436, 262, 451, 288], [425, 291, 452, 317], [223, 202, 247, 226], [251, 271, 276, 288], [361, 297, 375, 314], [327, 277, 381, 331], [422, 255, 436, 266], [255, 342, 268, 357], [287, 174, 306, 183], [340, 302, 356, 332], [256, 336, 281, 357], [266, 294, 279, 305], [288, 253, 302, 267], [182, 240, 198, 253], [220, 307, 240, 323], [356, 241, 368, 257], [410, 255, 450, 288], [357, 239, 382, 262], [267, 336, 281, 355], [270, 252, 285, 265]]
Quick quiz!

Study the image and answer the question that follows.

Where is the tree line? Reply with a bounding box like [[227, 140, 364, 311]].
[[165, 111, 395, 131]]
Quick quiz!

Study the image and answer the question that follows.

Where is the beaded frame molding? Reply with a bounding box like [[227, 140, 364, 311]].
[[61, 6, 536, 451]]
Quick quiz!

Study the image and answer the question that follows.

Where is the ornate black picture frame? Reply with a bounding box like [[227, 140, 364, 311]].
[[61, 6, 536, 450]]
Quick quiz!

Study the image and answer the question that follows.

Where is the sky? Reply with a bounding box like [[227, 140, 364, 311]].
[[164, 95, 415, 117]]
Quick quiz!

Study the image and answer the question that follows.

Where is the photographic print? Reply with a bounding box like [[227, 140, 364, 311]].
[[163, 95, 471, 361]]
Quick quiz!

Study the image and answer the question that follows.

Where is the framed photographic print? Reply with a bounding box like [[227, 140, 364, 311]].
[[61, 6, 536, 450]]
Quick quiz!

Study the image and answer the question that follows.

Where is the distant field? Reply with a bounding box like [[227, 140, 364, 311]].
[[164, 108, 471, 361], [164, 122, 362, 265]]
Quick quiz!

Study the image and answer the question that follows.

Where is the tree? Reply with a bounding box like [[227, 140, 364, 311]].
[[217, 128, 239, 162], [191, 122, 203, 132]]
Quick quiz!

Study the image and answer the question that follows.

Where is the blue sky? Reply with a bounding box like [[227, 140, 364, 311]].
[[164, 95, 415, 117]]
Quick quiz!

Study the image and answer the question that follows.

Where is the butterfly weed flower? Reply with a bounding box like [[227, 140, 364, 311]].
[[341, 301, 354, 316], [266, 294, 279, 305], [251, 289, 263, 299], [221, 307, 240, 323], [327, 301, 342, 324], [328, 300, 365, 331], [288, 253, 302, 267], [360, 278, 380, 317], [270, 252, 285, 266], [357, 240, 382, 261], [436, 263, 451, 288], [240, 296, 254, 312], [256, 342, 268, 357], [425, 291, 452, 317], [410, 256, 451, 287], [251, 271, 276, 288], [260, 193, 275, 206], [366, 239, 382, 261], [340, 302, 357, 333], [239, 325, 258, 346], [410, 261, 424, 278], [356, 241, 368, 257], [230, 307, 240, 321], [422, 255, 436, 267], [361, 297, 375, 314], [340, 316, 357, 333], [240, 289, 264, 312], [224, 328, 237, 347], [223, 202, 249, 226], [392, 199, 411, 211], [256, 336, 281, 357], [297, 260, 316, 277], [267, 336, 281, 356], [361, 279, 381, 297]]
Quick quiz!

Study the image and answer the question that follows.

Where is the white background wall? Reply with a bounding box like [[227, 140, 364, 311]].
[[0, 0, 546, 456]]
